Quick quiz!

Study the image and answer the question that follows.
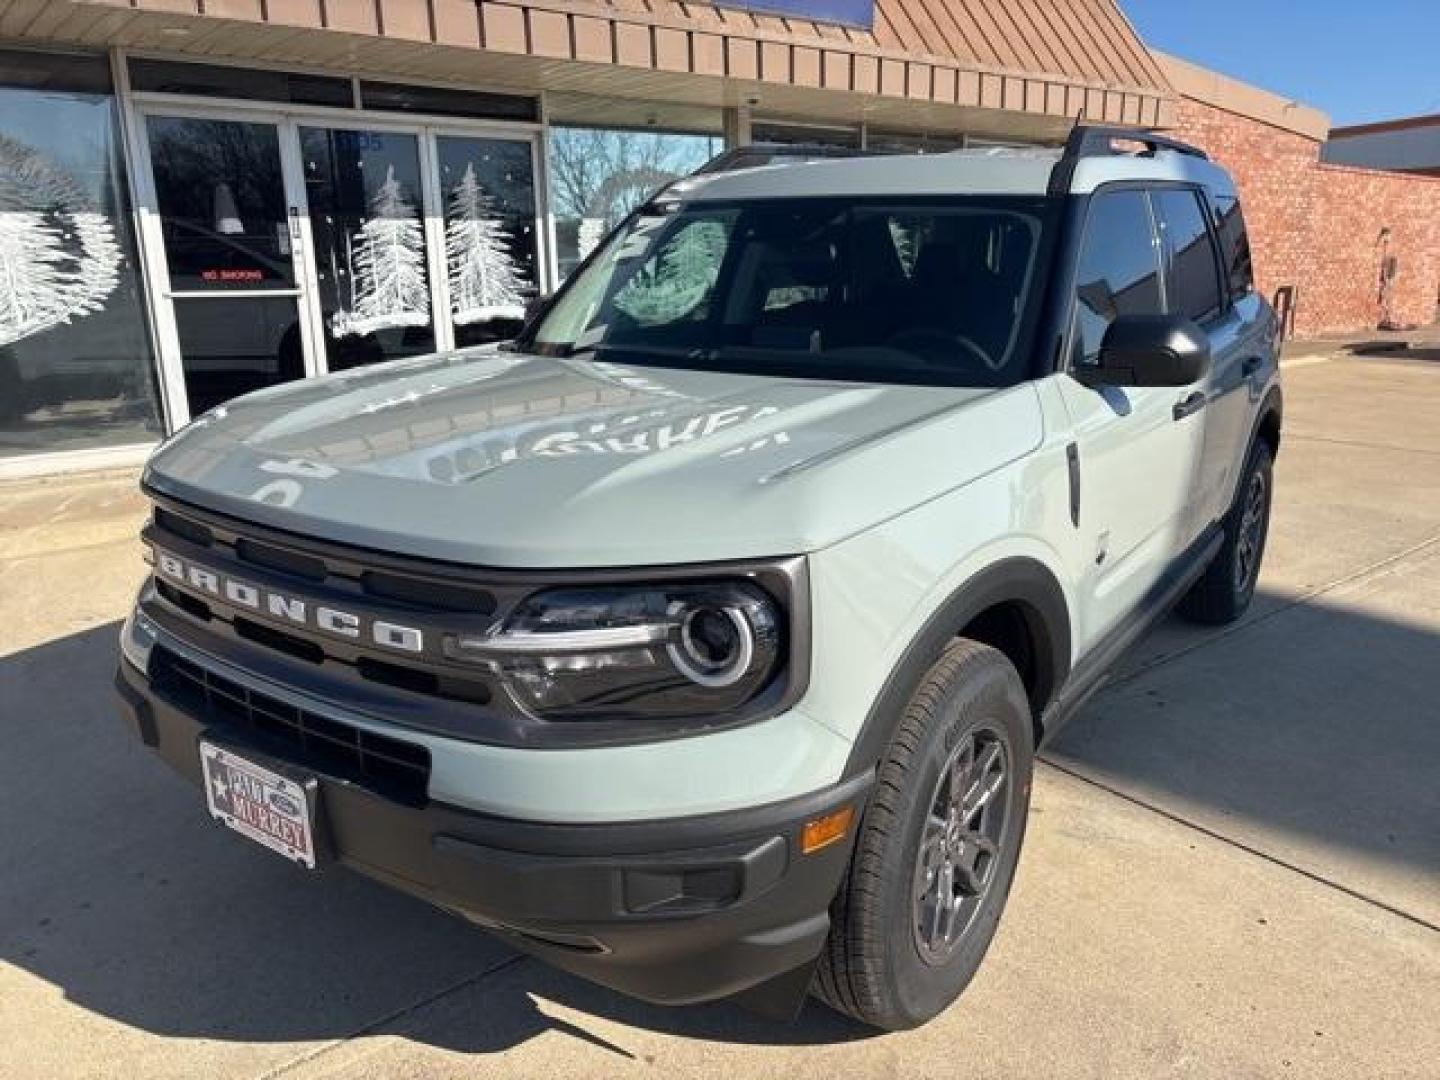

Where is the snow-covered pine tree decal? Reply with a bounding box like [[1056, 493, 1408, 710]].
[[332, 165, 430, 338], [0, 134, 122, 348], [613, 219, 728, 326], [446, 162, 530, 324]]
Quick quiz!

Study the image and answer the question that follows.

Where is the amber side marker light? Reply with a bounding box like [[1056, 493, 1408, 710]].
[[801, 805, 855, 855]]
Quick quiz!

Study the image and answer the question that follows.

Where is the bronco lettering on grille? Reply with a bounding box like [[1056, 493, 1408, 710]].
[[153, 549, 425, 654]]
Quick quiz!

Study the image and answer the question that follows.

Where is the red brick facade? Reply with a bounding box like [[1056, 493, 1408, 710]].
[[1171, 97, 1440, 336]]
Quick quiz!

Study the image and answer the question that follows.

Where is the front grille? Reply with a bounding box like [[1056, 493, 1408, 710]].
[[145, 503, 504, 711], [150, 646, 431, 806]]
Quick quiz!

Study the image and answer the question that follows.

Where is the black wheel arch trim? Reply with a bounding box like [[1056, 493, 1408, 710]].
[[841, 556, 1071, 779], [1252, 384, 1283, 454], [1229, 384, 1282, 508]]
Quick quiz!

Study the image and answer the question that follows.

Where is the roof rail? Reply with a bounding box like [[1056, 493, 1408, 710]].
[[1047, 123, 1208, 196], [692, 143, 879, 176]]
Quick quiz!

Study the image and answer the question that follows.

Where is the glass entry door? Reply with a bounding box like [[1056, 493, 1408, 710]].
[[142, 114, 316, 420], [299, 126, 438, 370], [298, 126, 543, 364], [434, 134, 539, 348]]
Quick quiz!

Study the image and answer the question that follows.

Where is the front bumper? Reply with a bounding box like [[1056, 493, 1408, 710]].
[[115, 644, 869, 1007]]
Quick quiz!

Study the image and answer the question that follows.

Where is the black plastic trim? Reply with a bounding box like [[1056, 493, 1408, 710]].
[[1252, 384, 1284, 453], [1066, 442, 1081, 526], [1222, 383, 1283, 511], [114, 666, 157, 746], [1173, 390, 1208, 420], [117, 655, 867, 1006], [1038, 522, 1223, 742], [842, 557, 1071, 778], [1048, 123, 1208, 198]]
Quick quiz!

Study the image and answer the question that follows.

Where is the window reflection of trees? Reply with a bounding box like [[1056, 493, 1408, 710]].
[[547, 128, 723, 276]]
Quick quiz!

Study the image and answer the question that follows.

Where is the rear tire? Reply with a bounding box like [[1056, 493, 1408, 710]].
[[1178, 441, 1274, 626], [814, 639, 1032, 1031]]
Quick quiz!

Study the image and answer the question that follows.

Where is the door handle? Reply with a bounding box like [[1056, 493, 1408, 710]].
[[1173, 391, 1206, 421], [1241, 356, 1263, 377]]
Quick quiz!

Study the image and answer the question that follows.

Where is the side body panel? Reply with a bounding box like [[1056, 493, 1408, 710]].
[[1051, 374, 1205, 653]]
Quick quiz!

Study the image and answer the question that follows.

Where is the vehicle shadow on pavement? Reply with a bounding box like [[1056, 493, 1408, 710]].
[[1047, 587, 1440, 925], [2, 592, 1435, 1059], [1346, 341, 1440, 364], [0, 621, 871, 1055]]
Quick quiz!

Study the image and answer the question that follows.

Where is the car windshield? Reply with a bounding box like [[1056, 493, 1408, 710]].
[[526, 195, 1057, 386]]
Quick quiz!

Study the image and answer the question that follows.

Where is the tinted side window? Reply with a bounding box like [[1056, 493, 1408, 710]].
[[1156, 188, 1222, 322], [1072, 190, 1163, 364], [1211, 193, 1255, 301]]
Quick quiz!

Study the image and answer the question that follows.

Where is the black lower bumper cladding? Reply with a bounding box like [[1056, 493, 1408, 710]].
[[115, 657, 869, 1009]]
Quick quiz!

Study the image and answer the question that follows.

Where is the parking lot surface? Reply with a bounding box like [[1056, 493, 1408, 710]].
[[2, 346, 1437, 1078]]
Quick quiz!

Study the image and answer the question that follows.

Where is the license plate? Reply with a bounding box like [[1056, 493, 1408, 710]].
[[200, 741, 316, 869]]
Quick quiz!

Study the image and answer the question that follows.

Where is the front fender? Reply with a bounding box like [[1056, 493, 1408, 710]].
[[836, 553, 1072, 779], [802, 447, 1080, 777]]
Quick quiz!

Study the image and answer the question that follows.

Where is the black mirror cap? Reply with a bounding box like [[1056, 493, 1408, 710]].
[[1079, 314, 1212, 388]]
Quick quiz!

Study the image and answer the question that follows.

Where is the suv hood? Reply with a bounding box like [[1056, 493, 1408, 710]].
[[145, 347, 1042, 567]]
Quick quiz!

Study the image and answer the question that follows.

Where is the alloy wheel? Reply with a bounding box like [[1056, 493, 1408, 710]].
[[911, 726, 1011, 965], [1234, 470, 1268, 595]]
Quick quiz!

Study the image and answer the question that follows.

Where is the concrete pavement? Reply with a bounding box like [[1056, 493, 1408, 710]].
[[1, 348, 1437, 1078]]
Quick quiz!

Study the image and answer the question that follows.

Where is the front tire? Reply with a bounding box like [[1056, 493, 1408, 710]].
[[1178, 441, 1274, 625], [814, 639, 1033, 1030]]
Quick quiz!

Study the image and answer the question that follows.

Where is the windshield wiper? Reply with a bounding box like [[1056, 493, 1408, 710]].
[[583, 342, 718, 363]]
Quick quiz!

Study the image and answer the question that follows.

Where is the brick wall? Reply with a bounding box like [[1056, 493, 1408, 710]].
[[1171, 97, 1440, 336], [1304, 163, 1440, 333]]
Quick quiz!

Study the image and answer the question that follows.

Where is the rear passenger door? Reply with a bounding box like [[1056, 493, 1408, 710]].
[[1204, 191, 1272, 518], [1054, 187, 1208, 652], [1153, 186, 1253, 525]]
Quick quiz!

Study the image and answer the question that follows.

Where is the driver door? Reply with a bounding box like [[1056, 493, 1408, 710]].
[[1054, 187, 1207, 653]]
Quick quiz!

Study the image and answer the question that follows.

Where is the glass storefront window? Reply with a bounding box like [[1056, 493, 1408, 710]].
[[0, 49, 162, 459], [170, 296, 306, 413], [547, 127, 722, 280], [750, 120, 861, 148], [866, 129, 967, 154]]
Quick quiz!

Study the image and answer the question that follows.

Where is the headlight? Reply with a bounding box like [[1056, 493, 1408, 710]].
[[443, 581, 783, 721]]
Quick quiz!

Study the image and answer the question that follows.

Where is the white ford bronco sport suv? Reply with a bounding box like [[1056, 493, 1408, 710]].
[[117, 126, 1280, 1030]]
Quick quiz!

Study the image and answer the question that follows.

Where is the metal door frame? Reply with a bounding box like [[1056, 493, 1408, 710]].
[[128, 99, 327, 428]]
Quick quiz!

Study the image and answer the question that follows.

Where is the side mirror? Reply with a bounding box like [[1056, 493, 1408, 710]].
[[1076, 314, 1211, 388]]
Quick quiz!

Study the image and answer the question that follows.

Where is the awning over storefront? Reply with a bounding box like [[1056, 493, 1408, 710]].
[[5, 0, 1173, 138]]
